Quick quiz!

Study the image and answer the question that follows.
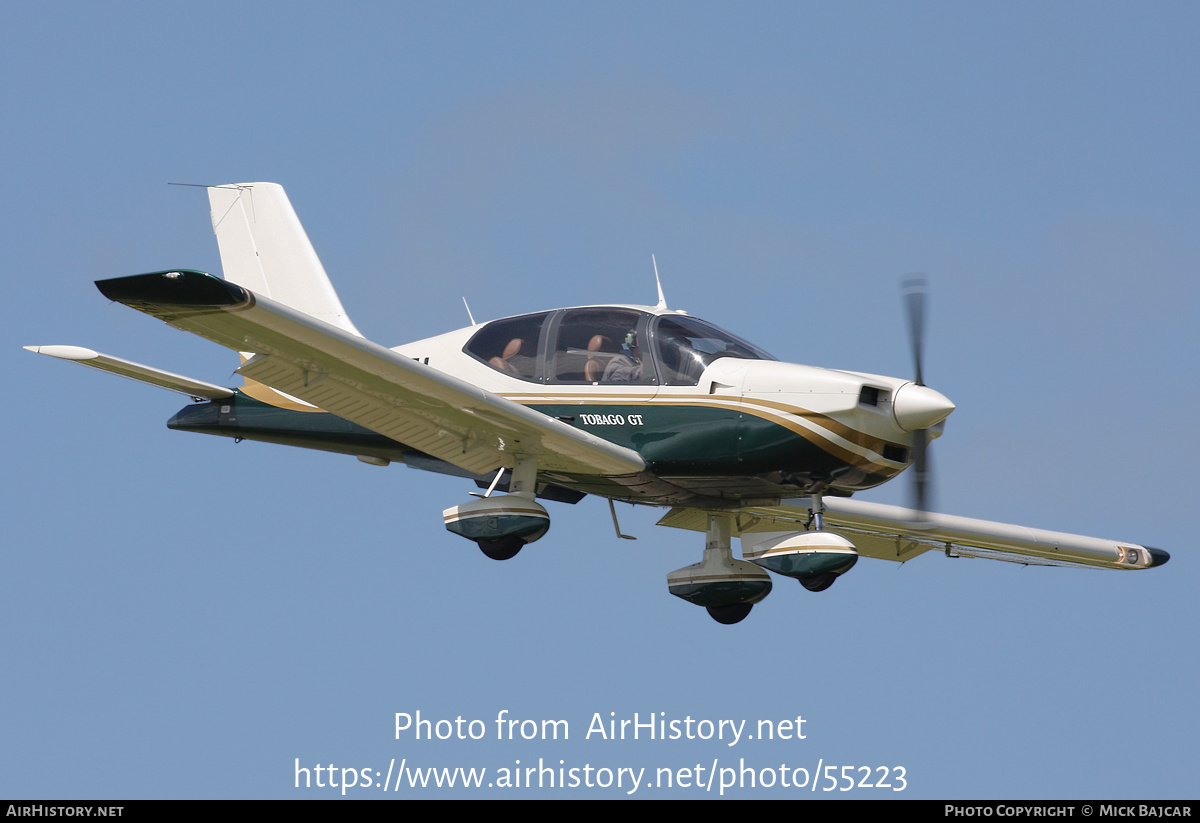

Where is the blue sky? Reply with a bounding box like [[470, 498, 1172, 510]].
[[3, 2, 1197, 798]]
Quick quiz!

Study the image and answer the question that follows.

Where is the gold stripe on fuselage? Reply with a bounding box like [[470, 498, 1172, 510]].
[[500, 392, 907, 477], [233, 379, 904, 479]]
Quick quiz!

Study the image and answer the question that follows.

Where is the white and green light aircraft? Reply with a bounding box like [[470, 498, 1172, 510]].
[[27, 182, 1169, 624]]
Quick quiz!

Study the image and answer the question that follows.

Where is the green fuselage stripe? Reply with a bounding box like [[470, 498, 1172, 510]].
[[168, 391, 900, 497]]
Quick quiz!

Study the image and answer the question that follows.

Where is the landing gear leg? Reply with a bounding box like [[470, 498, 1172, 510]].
[[808, 486, 826, 532]]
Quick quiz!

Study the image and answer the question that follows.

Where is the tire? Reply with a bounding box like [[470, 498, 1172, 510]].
[[798, 573, 836, 592], [706, 602, 753, 624]]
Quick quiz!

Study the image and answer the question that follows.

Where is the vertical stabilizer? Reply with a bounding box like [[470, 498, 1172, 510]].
[[208, 183, 362, 337]]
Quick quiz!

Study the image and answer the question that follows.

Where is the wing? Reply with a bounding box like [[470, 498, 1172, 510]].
[[24, 345, 235, 400], [657, 497, 1168, 570], [93, 269, 646, 479]]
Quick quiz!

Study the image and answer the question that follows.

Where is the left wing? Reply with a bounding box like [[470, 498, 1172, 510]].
[[94, 269, 646, 479], [657, 497, 1169, 570]]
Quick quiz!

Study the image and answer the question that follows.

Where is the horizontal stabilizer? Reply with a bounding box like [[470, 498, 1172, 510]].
[[24, 345, 234, 400]]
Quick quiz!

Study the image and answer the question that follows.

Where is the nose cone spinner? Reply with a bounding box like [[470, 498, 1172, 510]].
[[892, 383, 956, 431]]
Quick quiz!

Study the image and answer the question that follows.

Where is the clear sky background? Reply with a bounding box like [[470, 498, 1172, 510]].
[[3, 2, 1197, 799]]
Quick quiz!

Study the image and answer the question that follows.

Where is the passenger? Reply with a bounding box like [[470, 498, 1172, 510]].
[[584, 335, 616, 383]]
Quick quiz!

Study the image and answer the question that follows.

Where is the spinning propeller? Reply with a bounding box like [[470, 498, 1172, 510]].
[[898, 274, 954, 519]]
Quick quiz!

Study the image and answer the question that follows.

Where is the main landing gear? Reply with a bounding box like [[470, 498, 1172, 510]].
[[797, 572, 838, 592], [744, 490, 858, 593], [443, 457, 550, 561]]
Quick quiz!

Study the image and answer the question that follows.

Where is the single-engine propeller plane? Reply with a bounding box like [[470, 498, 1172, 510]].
[[28, 182, 1169, 624]]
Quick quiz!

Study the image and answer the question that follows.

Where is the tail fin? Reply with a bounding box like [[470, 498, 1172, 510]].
[[207, 183, 362, 337]]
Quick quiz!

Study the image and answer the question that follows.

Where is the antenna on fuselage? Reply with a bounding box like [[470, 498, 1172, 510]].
[[462, 297, 477, 326], [652, 254, 668, 310]]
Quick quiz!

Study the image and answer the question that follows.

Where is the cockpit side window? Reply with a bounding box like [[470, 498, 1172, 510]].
[[652, 316, 776, 386], [549, 309, 655, 385], [464, 312, 549, 381]]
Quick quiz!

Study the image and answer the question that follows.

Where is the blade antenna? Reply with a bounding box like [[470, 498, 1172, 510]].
[[652, 254, 668, 311], [462, 297, 477, 327]]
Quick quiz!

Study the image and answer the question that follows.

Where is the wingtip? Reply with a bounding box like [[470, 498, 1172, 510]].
[[1145, 547, 1170, 568], [95, 270, 247, 307]]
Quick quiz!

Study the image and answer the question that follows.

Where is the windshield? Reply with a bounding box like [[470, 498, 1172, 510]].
[[652, 315, 775, 386]]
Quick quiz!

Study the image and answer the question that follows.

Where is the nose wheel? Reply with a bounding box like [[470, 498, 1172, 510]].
[[667, 514, 773, 624]]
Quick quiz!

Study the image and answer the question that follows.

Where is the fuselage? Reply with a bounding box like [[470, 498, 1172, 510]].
[[169, 304, 953, 507]]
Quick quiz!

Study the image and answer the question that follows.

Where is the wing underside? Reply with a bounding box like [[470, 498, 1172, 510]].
[[657, 497, 1168, 570], [94, 269, 646, 479]]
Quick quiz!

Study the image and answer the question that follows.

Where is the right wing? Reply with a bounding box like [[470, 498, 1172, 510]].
[[657, 497, 1169, 570], [93, 269, 646, 479]]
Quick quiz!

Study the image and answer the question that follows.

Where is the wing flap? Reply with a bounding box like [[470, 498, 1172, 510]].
[[95, 270, 646, 478]]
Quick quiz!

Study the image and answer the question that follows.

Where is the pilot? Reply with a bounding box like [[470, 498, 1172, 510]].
[[601, 329, 643, 383]]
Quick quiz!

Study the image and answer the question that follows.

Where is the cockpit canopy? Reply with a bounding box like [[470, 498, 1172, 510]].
[[464, 307, 775, 386]]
